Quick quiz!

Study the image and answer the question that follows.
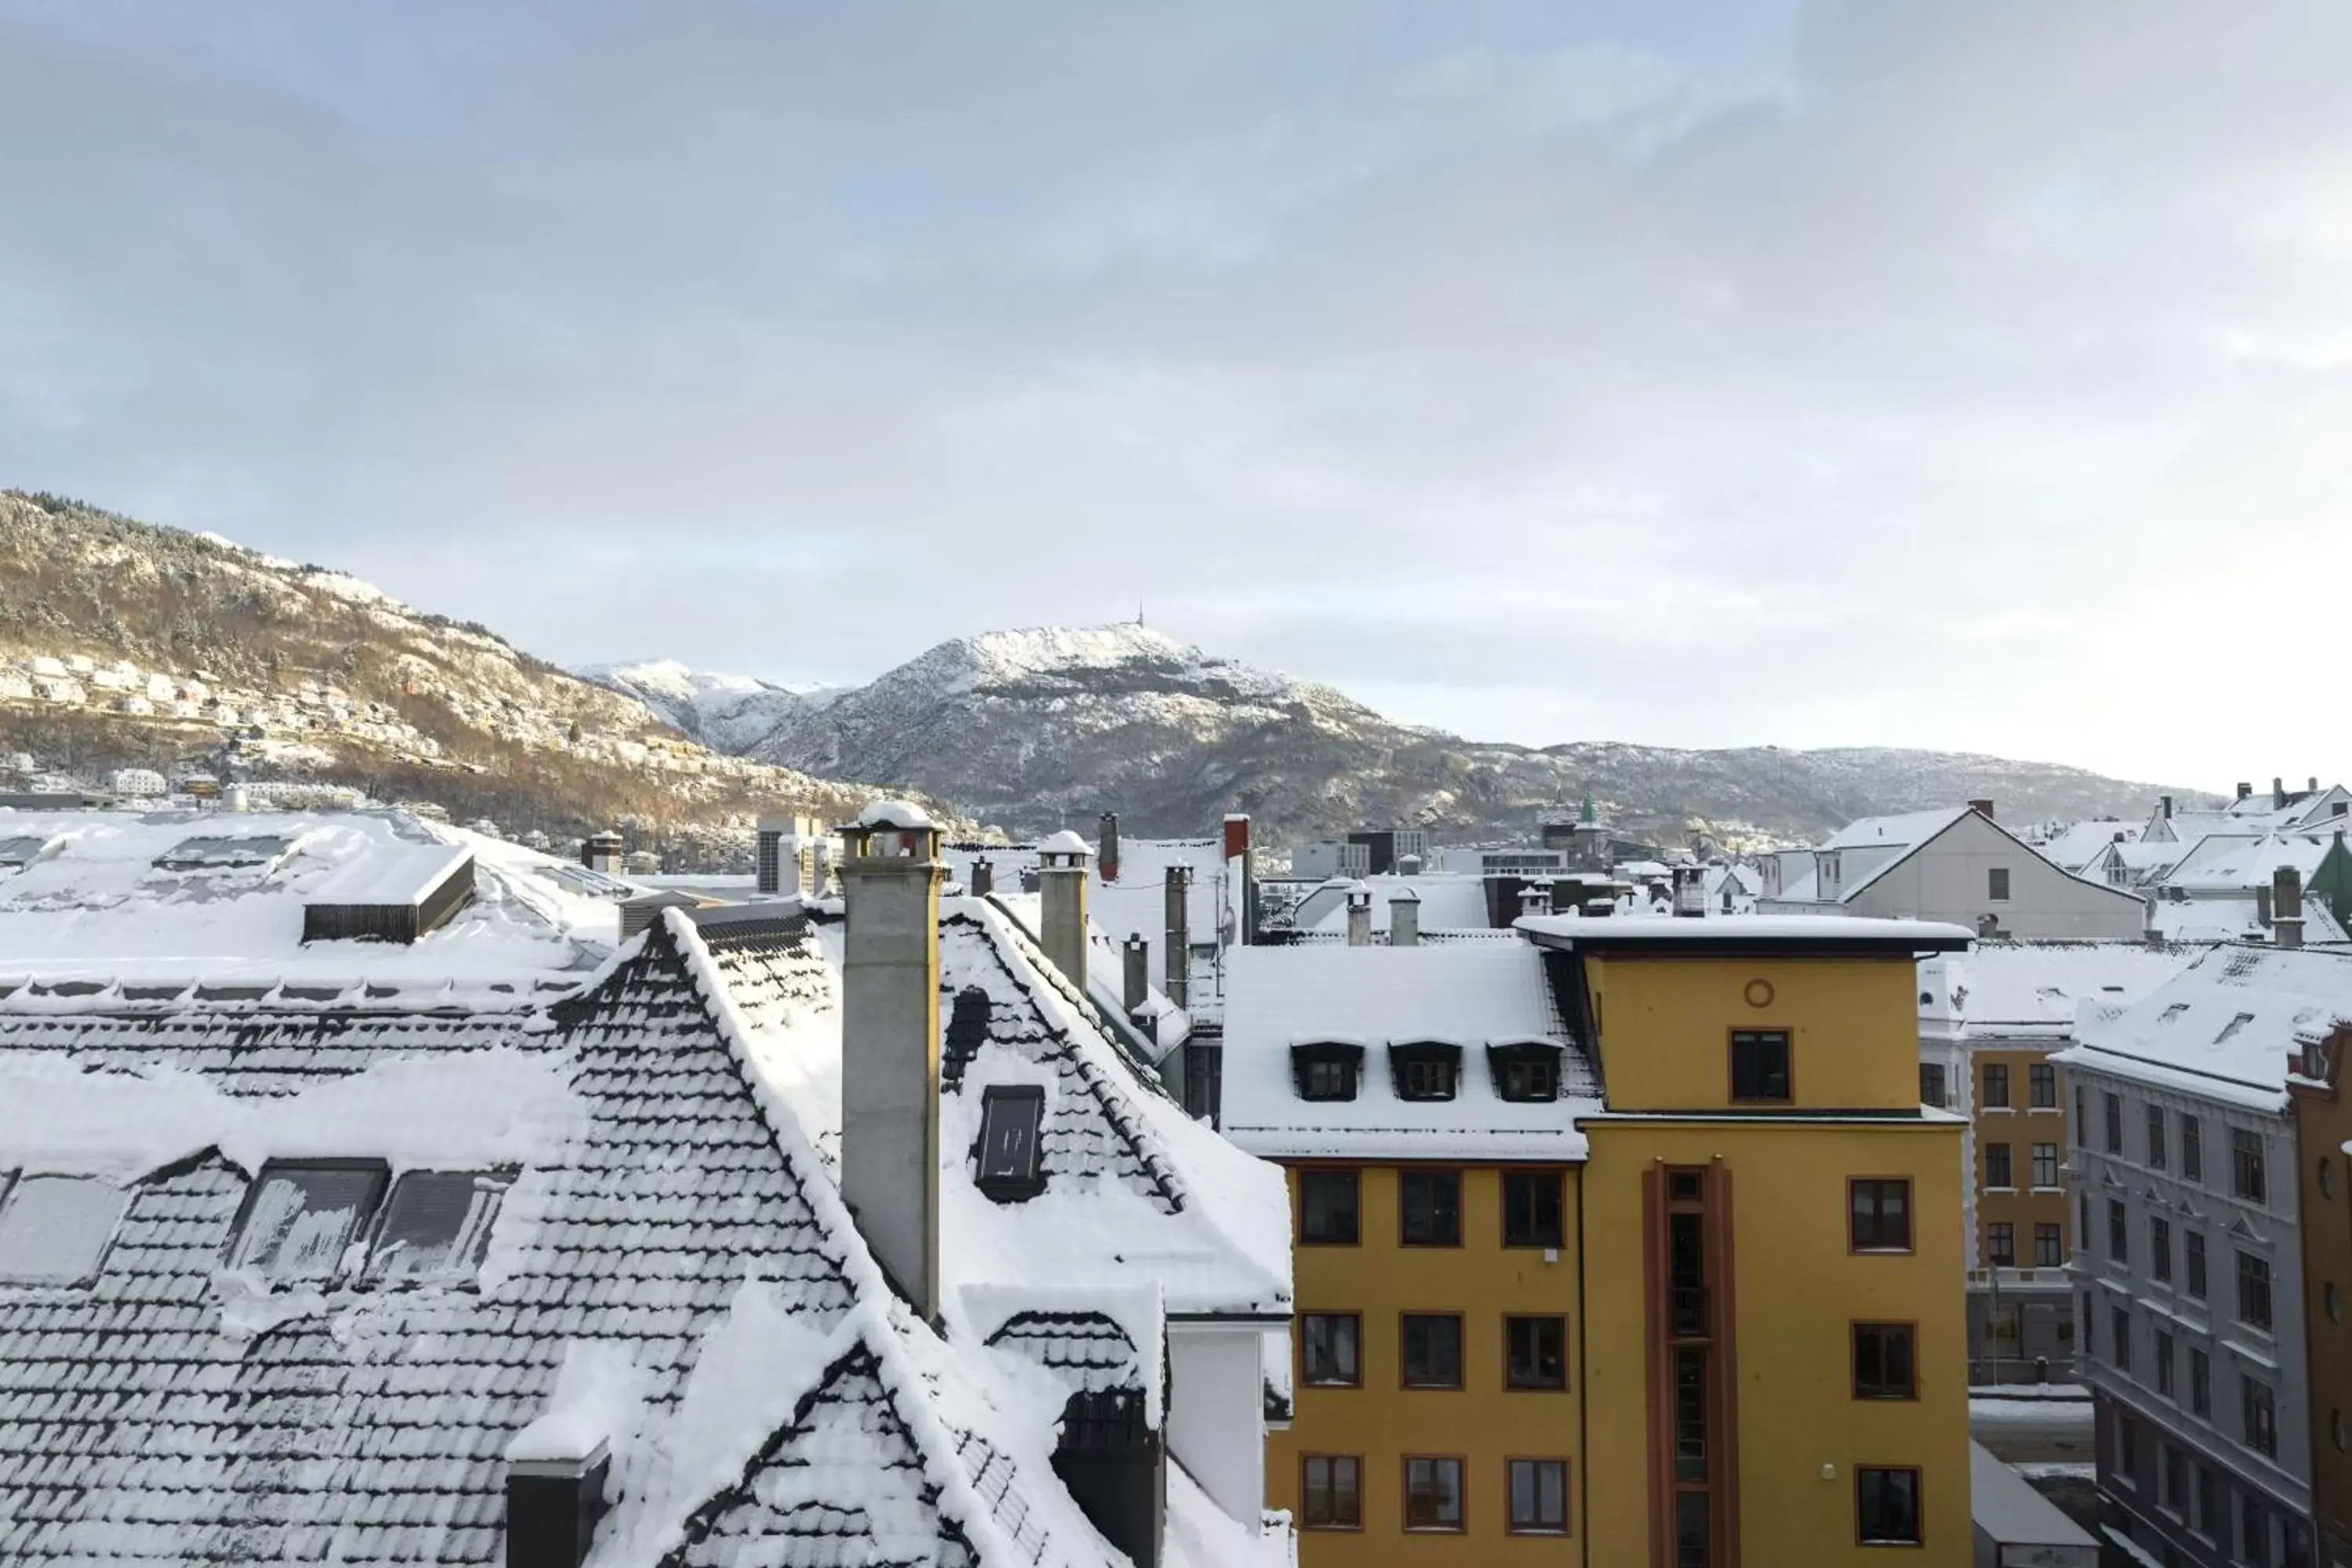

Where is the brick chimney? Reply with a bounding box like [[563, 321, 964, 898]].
[[2275, 866, 2305, 950], [1967, 798, 1994, 820], [836, 800, 945, 1319], [2238, 782, 2254, 803], [1038, 830, 1093, 991], [1163, 865, 1190, 1010], [506, 1443, 609, 1568], [2274, 777, 2288, 810], [1222, 813, 1254, 946], [2161, 794, 2173, 820], [1388, 885, 1421, 947], [1098, 811, 1120, 883]]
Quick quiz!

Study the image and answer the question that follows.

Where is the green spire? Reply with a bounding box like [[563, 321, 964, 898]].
[[1579, 788, 1596, 826]]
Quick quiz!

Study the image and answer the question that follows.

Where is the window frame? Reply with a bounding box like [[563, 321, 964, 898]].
[[1919, 1062, 1947, 1109], [1987, 1221, 2015, 1267], [974, 1084, 1048, 1201], [1984, 1142, 2013, 1190], [2186, 1229, 2209, 1300], [2146, 1104, 2167, 1171], [1728, 1028, 1792, 1105], [2237, 1249, 2274, 1333], [1988, 866, 2011, 902], [1399, 1312, 1465, 1391], [2150, 1215, 2171, 1284], [2243, 1374, 2278, 1458], [1398, 1168, 1462, 1248], [2028, 1062, 2056, 1109], [1852, 1322, 1919, 1401], [2190, 1347, 2212, 1419], [1849, 1178, 1915, 1254], [1504, 1456, 1570, 1536], [1402, 1454, 1468, 1534], [1299, 1453, 1363, 1531], [1504, 1314, 1570, 1392], [1983, 1062, 2011, 1109], [0, 1171, 132, 1288], [2233, 1128, 2267, 1204], [1292, 1042, 1363, 1103], [1855, 1465, 1925, 1548], [2108, 1199, 2129, 1265], [2034, 1222, 2062, 1269], [2112, 1305, 2132, 1374], [222, 1157, 392, 1283], [359, 1166, 516, 1288], [2183, 1114, 2204, 1184], [1299, 1312, 1363, 1389], [2031, 1142, 2059, 1189], [1297, 1167, 1361, 1247], [1501, 1169, 1566, 1250], [2103, 1092, 2123, 1154]]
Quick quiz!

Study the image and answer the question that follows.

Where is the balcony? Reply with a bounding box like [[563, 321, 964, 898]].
[[1669, 1285, 1710, 1339]]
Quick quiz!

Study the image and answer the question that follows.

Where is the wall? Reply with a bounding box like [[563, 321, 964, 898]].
[[1581, 1118, 1972, 1566], [2292, 1037, 2352, 1567], [1169, 1325, 1267, 1527], [1849, 812, 2144, 939], [1269, 1162, 1584, 1564], [1588, 953, 1922, 1112], [1970, 1044, 2074, 1270]]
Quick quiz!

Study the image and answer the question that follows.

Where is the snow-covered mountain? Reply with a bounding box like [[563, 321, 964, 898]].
[[572, 658, 838, 754], [624, 620, 2213, 844]]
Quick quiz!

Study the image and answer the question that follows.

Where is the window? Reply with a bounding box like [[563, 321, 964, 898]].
[[2244, 1376, 2278, 1458], [1984, 1063, 2011, 1109], [2162, 1444, 2187, 1515], [1492, 1044, 1559, 1103], [1298, 1171, 1359, 1246], [2104, 1093, 2123, 1154], [2075, 1083, 2086, 1131], [2078, 1189, 2091, 1245], [1507, 1457, 1569, 1534], [1857, 1467, 1922, 1546], [1503, 1171, 1564, 1248], [1850, 1179, 1913, 1252], [2113, 1307, 2132, 1374], [2081, 1293, 2094, 1356], [1984, 1143, 2013, 1189], [2030, 1062, 2056, 1109], [2108, 1200, 2129, 1264], [1853, 1323, 1918, 1399], [2031, 1144, 2059, 1189], [2196, 1462, 2220, 1537], [2234, 1129, 2267, 1204], [1301, 1454, 1361, 1530], [1988, 866, 2011, 902], [2151, 1216, 2172, 1283], [2118, 1410, 2141, 1480], [1294, 1043, 1362, 1102], [365, 1169, 511, 1283], [2245, 1496, 2274, 1568], [1392, 1044, 1459, 1102], [1730, 1029, 1791, 1102], [2146, 1105, 2167, 1171], [1987, 1222, 2015, 1267], [1403, 1456, 1465, 1531], [2190, 1348, 2212, 1418], [2183, 1115, 2204, 1183], [2187, 1230, 2208, 1299], [1399, 1171, 1461, 1247], [2238, 1250, 2274, 1332], [1401, 1313, 1463, 1388], [2154, 1329, 2175, 1398], [0, 1174, 130, 1286], [1301, 1314, 1360, 1388], [1919, 1062, 1947, 1109], [2034, 1223, 2063, 1268], [227, 1162, 389, 1279], [1505, 1316, 1567, 1391], [975, 1087, 1047, 1200]]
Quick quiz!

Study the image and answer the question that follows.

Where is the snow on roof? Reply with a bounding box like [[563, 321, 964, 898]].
[[1219, 941, 1596, 1160], [1822, 806, 1972, 851], [1037, 829, 1092, 855], [2144, 895, 2350, 945], [0, 810, 601, 985], [1517, 913, 1973, 948], [2053, 943, 2352, 1110], [2162, 830, 2344, 892], [1918, 941, 2203, 1038], [0, 918, 1170, 1567], [853, 797, 935, 830], [2033, 818, 2143, 872], [1300, 873, 1491, 935]]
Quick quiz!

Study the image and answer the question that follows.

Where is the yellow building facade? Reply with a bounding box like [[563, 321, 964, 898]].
[[1231, 919, 1973, 1567]]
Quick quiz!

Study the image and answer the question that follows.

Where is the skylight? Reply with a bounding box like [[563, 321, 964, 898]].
[[975, 1086, 1047, 1202], [365, 1170, 512, 1283], [2214, 1012, 2257, 1046], [152, 834, 291, 872], [0, 834, 50, 869], [0, 1174, 131, 1286], [227, 1163, 389, 1279]]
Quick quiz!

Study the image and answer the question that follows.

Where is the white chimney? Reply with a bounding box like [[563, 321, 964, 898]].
[[1388, 886, 1421, 947], [2275, 866, 2305, 950], [1038, 830, 1093, 989], [1520, 880, 1552, 920], [1345, 881, 1373, 946], [836, 799, 945, 1319]]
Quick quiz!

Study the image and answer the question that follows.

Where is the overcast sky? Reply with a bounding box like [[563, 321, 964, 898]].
[[5, 2, 2348, 789]]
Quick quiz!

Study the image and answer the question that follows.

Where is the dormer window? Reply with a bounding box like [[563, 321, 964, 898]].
[[1488, 1042, 1565, 1104], [1389, 1042, 1462, 1102], [0, 1173, 130, 1287], [975, 1085, 1047, 1201], [1292, 1042, 1365, 1102], [228, 1162, 390, 1279], [365, 1170, 513, 1283]]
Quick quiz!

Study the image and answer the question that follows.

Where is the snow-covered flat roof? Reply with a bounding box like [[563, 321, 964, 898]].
[[1517, 912, 1973, 951], [2052, 943, 2352, 1109], [1219, 941, 1595, 1160]]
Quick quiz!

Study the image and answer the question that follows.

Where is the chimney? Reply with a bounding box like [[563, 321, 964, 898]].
[[1098, 811, 1121, 883], [1122, 934, 1150, 1014], [2275, 866, 2305, 949], [1389, 885, 1421, 947], [2274, 777, 2288, 810], [2161, 794, 2173, 819], [2238, 782, 2254, 803], [1967, 798, 1994, 821], [1037, 830, 1093, 990], [506, 1443, 610, 1568], [1396, 852, 1424, 876], [1673, 866, 1706, 918], [970, 856, 994, 898], [2256, 883, 2274, 928], [1222, 813, 1254, 946], [1163, 865, 1190, 1010], [1520, 881, 1552, 920], [756, 812, 804, 896], [2312, 776, 2322, 794], [836, 800, 946, 1319], [1345, 883, 1374, 946]]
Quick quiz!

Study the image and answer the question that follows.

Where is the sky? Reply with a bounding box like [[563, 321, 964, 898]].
[[4, 2, 2350, 791]]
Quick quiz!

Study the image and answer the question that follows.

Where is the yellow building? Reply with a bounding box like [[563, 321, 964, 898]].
[[1221, 913, 1974, 1566]]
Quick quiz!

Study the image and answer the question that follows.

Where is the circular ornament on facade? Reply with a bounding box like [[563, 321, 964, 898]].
[[1744, 979, 1775, 1009]]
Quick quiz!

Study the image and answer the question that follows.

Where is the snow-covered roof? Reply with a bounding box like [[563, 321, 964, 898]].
[[2052, 942, 2352, 1111], [1302, 873, 1491, 935], [2143, 895, 2350, 946], [853, 797, 935, 829], [1823, 806, 1973, 851], [1918, 941, 2203, 1038], [0, 809, 604, 986], [1517, 912, 1973, 949], [1036, 829, 1092, 856], [1218, 941, 1598, 1160], [2161, 830, 2345, 894], [0, 916, 1268, 1566], [2032, 818, 2143, 872]]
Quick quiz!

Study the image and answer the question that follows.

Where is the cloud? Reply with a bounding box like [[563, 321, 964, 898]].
[[2, 1, 2348, 788]]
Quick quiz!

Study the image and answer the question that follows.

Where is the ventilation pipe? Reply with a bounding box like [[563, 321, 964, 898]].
[[1163, 864, 1190, 1010], [1122, 934, 1149, 1014], [2161, 794, 2174, 820], [1037, 830, 1093, 991], [970, 857, 994, 898], [1098, 811, 1120, 883], [1389, 885, 1421, 947]]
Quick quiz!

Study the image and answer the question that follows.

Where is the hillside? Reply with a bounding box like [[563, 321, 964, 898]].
[[603, 622, 2215, 845], [0, 491, 936, 861]]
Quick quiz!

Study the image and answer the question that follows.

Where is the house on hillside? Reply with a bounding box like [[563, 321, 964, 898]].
[[1758, 801, 2147, 938]]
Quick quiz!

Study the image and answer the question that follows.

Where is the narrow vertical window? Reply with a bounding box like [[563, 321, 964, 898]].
[[1984, 1143, 2013, 1189], [2186, 1230, 2208, 1299], [2034, 1223, 2062, 1268], [2183, 1115, 2204, 1183], [2147, 1105, 2167, 1171], [1987, 1222, 2014, 1266], [2104, 1094, 2123, 1154], [1398, 1171, 1461, 1247], [2029, 1062, 2056, 1109], [1988, 866, 2011, 901], [1983, 1063, 2011, 1109], [2237, 1250, 2274, 1332], [2233, 1130, 2267, 1204], [2031, 1144, 2058, 1189]]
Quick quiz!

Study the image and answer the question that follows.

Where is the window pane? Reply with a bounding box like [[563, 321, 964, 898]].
[[1510, 1458, 1568, 1531], [0, 1175, 129, 1285], [976, 1087, 1046, 1194], [1403, 1315, 1462, 1387], [367, 1170, 510, 1281], [229, 1165, 386, 1279], [1508, 1316, 1567, 1390], [1406, 1457, 1463, 1529], [1731, 1031, 1789, 1101], [1400, 1172, 1460, 1246], [1505, 1172, 1563, 1247], [1300, 1171, 1359, 1244], [1859, 1467, 1922, 1544]]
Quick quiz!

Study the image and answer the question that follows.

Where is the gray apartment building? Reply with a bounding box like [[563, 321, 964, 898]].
[[2054, 942, 2352, 1568]]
